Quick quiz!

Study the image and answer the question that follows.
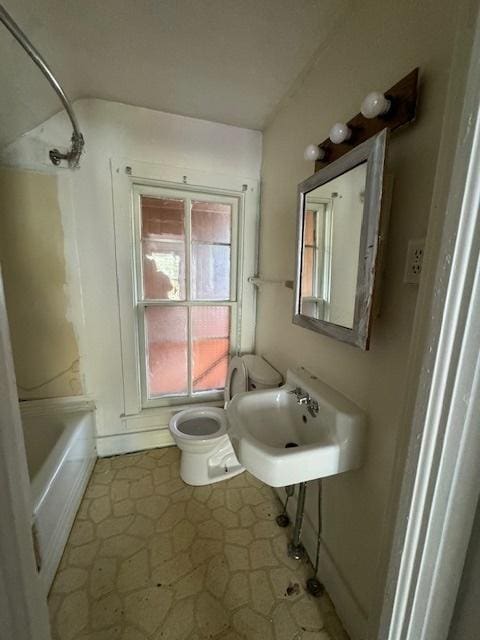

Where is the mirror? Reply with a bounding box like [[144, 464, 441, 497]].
[[293, 129, 389, 349]]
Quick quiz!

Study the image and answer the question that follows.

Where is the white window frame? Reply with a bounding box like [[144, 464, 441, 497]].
[[132, 184, 240, 408], [301, 197, 333, 320], [111, 158, 259, 417]]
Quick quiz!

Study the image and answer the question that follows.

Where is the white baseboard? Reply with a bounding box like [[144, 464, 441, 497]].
[[280, 488, 368, 640], [96, 427, 175, 457], [317, 541, 368, 640]]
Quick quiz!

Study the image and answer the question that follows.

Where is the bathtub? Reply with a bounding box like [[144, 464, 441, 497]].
[[21, 397, 96, 593]]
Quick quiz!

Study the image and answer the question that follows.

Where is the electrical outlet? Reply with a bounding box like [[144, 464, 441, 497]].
[[404, 238, 425, 284]]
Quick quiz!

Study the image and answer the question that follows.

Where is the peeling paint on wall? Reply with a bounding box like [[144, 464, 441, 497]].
[[0, 167, 83, 399]]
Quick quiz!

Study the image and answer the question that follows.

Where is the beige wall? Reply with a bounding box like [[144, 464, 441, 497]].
[[256, 0, 466, 634], [0, 168, 82, 399]]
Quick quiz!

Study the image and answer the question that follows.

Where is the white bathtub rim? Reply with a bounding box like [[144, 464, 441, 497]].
[[20, 395, 96, 419], [21, 395, 96, 512], [30, 415, 88, 513], [24, 407, 98, 594]]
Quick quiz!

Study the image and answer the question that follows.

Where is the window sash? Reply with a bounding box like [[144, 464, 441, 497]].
[[303, 201, 332, 302], [138, 302, 236, 402], [132, 184, 240, 408]]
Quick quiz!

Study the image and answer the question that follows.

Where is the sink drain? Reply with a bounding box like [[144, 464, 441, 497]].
[[285, 442, 299, 448]]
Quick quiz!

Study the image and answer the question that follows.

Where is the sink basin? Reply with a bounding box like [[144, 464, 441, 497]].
[[226, 366, 366, 487]]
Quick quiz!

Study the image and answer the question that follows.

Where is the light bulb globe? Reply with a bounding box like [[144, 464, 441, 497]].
[[303, 144, 325, 161], [329, 123, 351, 144], [361, 91, 391, 119]]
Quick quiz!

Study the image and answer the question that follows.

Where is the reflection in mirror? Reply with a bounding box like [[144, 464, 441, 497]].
[[293, 129, 389, 350], [300, 162, 367, 329]]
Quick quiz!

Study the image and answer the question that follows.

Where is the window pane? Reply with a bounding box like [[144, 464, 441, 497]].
[[191, 200, 232, 301], [191, 201, 231, 243], [145, 306, 188, 397], [143, 240, 185, 300], [141, 196, 185, 300], [302, 246, 315, 297], [304, 209, 316, 245], [192, 244, 231, 300], [141, 196, 184, 240], [192, 306, 230, 393]]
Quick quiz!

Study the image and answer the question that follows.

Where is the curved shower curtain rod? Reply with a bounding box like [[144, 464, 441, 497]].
[[0, 3, 85, 167]]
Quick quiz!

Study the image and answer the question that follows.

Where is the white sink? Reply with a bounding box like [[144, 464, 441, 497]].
[[226, 367, 366, 487]]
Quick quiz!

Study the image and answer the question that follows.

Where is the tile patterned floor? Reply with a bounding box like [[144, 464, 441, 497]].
[[48, 447, 349, 640]]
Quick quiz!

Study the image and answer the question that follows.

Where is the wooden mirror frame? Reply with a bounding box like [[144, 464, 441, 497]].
[[293, 128, 389, 349]]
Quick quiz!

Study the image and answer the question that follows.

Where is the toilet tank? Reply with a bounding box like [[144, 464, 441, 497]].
[[242, 355, 282, 391]]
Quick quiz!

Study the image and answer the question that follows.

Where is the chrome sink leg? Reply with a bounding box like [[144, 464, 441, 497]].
[[288, 481, 307, 560], [276, 484, 295, 527]]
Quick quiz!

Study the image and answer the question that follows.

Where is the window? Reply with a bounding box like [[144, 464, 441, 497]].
[[133, 186, 240, 407], [301, 200, 333, 320], [112, 160, 257, 418]]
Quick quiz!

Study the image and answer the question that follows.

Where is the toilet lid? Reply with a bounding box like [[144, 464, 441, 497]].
[[224, 356, 248, 403]]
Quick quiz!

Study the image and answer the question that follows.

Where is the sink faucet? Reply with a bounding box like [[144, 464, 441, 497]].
[[290, 387, 310, 404], [289, 387, 319, 417], [306, 399, 319, 417]]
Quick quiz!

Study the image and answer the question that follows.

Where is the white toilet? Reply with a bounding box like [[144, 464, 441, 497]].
[[169, 355, 282, 486]]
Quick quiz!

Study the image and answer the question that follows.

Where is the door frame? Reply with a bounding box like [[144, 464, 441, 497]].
[[0, 267, 51, 639], [377, 3, 480, 638]]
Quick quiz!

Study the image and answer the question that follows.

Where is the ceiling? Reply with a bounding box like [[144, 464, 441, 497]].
[[0, 0, 347, 147]]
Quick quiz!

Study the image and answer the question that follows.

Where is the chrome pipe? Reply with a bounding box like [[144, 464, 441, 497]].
[[288, 481, 307, 560], [0, 3, 84, 167]]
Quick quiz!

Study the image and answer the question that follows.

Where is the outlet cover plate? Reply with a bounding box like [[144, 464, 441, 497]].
[[404, 238, 425, 284]]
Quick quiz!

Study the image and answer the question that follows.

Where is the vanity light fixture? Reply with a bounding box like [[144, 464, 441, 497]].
[[304, 69, 418, 168], [329, 122, 352, 144], [303, 143, 326, 161], [361, 91, 391, 119]]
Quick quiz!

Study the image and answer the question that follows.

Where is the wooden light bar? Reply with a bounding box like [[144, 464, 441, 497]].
[[314, 68, 419, 172]]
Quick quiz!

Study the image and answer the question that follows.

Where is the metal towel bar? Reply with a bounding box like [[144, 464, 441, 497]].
[[248, 276, 294, 289]]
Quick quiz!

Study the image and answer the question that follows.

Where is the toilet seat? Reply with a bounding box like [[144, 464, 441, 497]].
[[170, 407, 227, 444]]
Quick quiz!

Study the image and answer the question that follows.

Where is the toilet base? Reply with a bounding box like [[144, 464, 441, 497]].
[[178, 435, 245, 486]]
